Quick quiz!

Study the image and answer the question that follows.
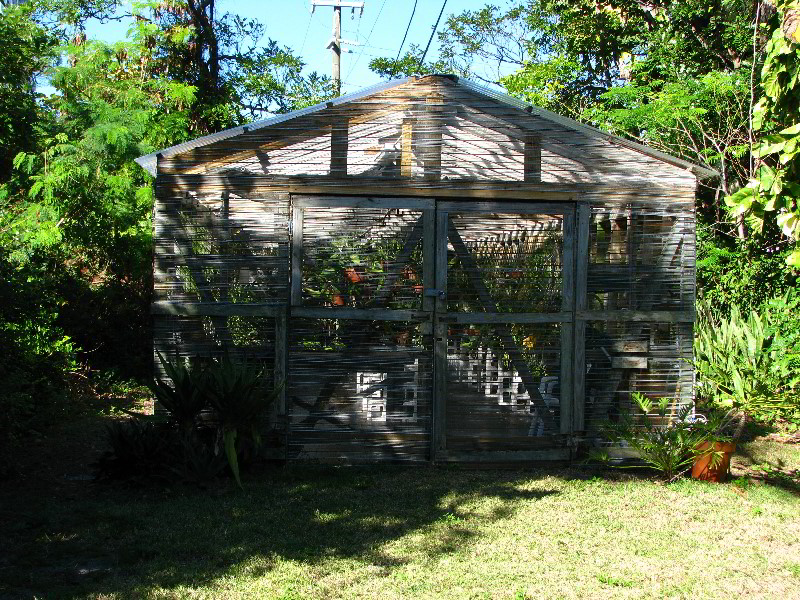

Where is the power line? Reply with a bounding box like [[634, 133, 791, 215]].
[[419, 0, 448, 68], [395, 0, 418, 61], [299, 11, 313, 56], [344, 0, 387, 84]]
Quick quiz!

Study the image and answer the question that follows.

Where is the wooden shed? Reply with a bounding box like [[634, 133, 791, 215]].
[[136, 75, 714, 464]]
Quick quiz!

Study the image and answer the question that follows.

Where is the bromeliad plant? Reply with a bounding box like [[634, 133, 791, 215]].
[[100, 353, 281, 488], [205, 354, 283, 488], [150, 353, 208, 434]]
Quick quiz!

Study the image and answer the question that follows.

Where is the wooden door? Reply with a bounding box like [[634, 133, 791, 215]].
[[432, 201, 577, 462], [287, 195, 435, 462]]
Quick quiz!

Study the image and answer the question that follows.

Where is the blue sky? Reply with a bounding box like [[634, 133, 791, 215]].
[[80, 0, 511, 96]]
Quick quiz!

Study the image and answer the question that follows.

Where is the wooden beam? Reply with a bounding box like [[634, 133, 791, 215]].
[[151, 301, 283, 317], [524, 133, 542, 182], [401, 120, 413, 177], [577, 310, 695, 322], [290, 206, 303, 306], [443, 312, 572, 324], [290, 307, 431, 322], [559, 206, 576, 435], [433, 209, 449, 455], [423, 92, 444, 181], [573, 202, 590, 433], [330, 120, 348, 177]]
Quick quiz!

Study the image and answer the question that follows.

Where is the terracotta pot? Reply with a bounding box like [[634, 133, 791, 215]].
[[331, 294, 345, 306], [344, 267, 362, 283], [692, 441, 736, 482]]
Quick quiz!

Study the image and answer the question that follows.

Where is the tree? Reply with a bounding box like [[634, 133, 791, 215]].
[[728, 0, 800, 268], [0, 4, 57, 181]]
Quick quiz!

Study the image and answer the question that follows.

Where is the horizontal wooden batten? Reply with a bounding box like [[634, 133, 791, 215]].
[[290, 307, 432, 322], [152, 301, 284, 317], [438, 201, 570, 214], [156, 174, 580, 201], [435, 448, 571, 463], [293, 195, 434, 210], [611, 356, 649, 369], [576, 310, 695, 323], [441, 312, 572, 324]]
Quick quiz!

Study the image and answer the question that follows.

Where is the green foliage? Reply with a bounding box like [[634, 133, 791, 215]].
[[0, 248, 79, 477], [0, 4, 58, 181], [205, 355, 283, 488], [727, 1, 800, 268], [696, 224, 796, 315], [600, 393, 705, 481], [694, 297, 800, 426], [151, 353, 208, 432], [98, 353, 280, 488]]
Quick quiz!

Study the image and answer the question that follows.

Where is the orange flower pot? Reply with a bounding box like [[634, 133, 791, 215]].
[[344, 267, 362, 283], [692, 441, 736, 483]]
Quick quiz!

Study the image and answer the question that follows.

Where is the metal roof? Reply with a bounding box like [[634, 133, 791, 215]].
[[135, 75, 718, 180]]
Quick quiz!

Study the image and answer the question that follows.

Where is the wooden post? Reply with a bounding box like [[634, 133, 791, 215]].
[[560, 207, 575, 435], [432, 209, 449, 457], [401, 120, 413, 177], [291, 206, 303, 306], [524, 134, 541, 182], [330, 121, 348, 177], [573, 202, 590, 433], [424, 92, 443, 180], [274, 308, 288, 458]]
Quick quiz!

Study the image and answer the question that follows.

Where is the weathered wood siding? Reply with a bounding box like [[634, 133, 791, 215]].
[[148, 75, 700, 462]]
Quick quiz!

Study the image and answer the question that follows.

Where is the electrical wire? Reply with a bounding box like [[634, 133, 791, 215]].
[[419, 0, 448, 69], [395, 0, 418, 61], [344, 0, 388, 84], [299, 10, 313, 57]]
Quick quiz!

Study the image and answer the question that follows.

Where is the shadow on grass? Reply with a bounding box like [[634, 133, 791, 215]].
[[1, 465, 559, 598]]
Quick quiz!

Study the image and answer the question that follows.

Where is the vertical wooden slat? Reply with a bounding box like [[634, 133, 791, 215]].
[[401, 120, 413, 177], [573, 202, 590, 433], [433, 208, 449, 457], [290, 205, 303, 306], [274, 308, 288, 458], [524, 134, 541, 182], [422, 207, 435, 459], [424, 92, 443, 180], [330, 121, 348, 177], [560, 206, 576, 435]]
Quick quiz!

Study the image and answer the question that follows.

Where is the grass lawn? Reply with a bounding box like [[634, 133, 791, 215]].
[[1, 416, 799, 599]]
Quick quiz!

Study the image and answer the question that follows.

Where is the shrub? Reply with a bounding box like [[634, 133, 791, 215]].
[[599, 393, 706, 481], [97, 354, 281, 488], [694, 296, 800, 429]]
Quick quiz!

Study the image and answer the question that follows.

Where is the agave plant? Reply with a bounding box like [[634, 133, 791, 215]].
[[150, 353, 209, 434], [204, 354, 283, 488]]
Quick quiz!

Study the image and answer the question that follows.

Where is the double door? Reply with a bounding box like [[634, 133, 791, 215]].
[[288, 195, 578, 462]]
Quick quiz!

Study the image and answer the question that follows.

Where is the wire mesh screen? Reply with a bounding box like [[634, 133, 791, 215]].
[[153, 315, 277, 376], [445, 323, 562, 450], [300, 206, 425, 310], [154, 191, 290, 305], [583, 320, 693, 434], [446, 212, 564, 313], [288, 318, 432, 462], [587, 204, 694, 312]]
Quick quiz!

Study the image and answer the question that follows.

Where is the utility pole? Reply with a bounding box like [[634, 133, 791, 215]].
[[311, 0, 364, 96]]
